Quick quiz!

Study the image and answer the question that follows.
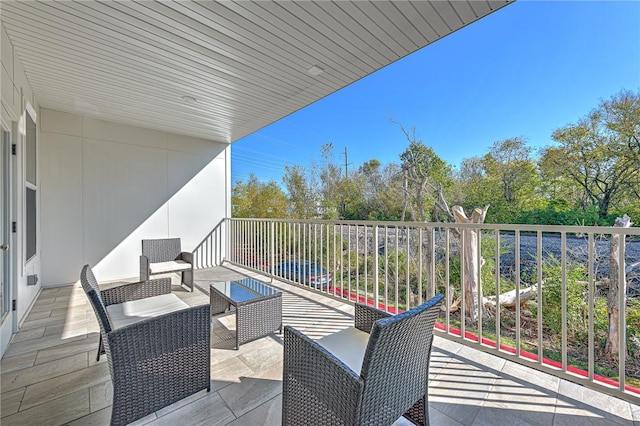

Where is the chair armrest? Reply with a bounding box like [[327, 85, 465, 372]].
[[180, 251, 193, 265], [140, 255, 150, 281], [101, 277, 171, 306], [355, 303, 393, 333], [283, 326, 363, 425]]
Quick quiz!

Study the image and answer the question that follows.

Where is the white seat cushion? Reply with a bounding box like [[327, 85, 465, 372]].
[[106, 293, 189, 329], [317, 326, 370, 374], [149, 260, 191, 274], [318, 327, 409, 425]]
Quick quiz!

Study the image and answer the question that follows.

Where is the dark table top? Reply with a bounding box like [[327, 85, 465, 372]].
[[210, 277, 280, 304]]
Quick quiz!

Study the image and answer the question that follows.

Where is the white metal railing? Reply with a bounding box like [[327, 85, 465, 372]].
[[193, 219, 226, 269], [199, 217, 640, 402]]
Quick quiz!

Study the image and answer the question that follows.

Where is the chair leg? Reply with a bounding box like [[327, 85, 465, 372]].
[[183, 269, 194, 292]]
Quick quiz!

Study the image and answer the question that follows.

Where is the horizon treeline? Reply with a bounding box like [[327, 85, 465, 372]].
[[232, 89, 640, 226]]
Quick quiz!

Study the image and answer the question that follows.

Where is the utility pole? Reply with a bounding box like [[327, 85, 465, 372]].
[[343, 146, 349, 177]]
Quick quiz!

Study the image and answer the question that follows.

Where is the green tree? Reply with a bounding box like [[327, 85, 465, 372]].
[[377, 163, 406, 220], [318, 143, 355, 219], [396, 123, 453, 222], [481, 137, 542, 222], [354, 159, 383, 217], [601, 90, 640, 220], [538, 146, 580, 204], [485, 138, 538, 203], [231, 174, 288, 218], [454, 156, 493, 209], [547, 90, 640, 220], [348, 159, 404, 220], [456, 138, 542, 223], [282, 164, 318, 219]]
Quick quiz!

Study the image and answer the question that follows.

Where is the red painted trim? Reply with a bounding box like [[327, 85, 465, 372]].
[[437, 322, 640, 395]]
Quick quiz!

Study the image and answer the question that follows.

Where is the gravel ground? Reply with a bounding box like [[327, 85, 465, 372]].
[[338, 226, 640, 296], [498, 233, 640, 295]]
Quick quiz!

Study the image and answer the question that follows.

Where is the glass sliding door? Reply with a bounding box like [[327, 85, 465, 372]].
[[25, 112, 36, 262]]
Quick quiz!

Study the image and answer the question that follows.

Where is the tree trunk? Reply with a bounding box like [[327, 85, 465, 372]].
[[599, 192, 612, 219], [416, 178, 427, 222], [452, 205, 490, 322], [401, 175, 409, 221], [606, 214, 632, 356]]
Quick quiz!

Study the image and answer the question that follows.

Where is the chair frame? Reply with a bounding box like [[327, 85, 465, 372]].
[[283, 294, 443, 426], [140, 237, 194, 291], [81, 265, 210, 426]]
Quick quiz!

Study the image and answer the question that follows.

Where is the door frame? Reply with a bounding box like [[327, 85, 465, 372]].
[[0, 117, 16, 355]]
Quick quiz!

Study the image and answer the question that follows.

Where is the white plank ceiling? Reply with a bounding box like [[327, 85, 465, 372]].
[[1, 0, 513, 144]]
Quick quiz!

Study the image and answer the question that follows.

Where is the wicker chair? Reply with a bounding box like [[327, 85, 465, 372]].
[[283, 294, 444, 426], [80, 265, 210, 426], [140, 238, 194, 291]]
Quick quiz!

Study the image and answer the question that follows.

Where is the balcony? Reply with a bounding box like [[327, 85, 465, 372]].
[[2, 2, 637, 423], [201, 219, 640, 400], [1, 262, 638, 425]]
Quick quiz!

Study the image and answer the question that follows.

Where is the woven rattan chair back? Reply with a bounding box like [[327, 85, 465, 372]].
[[80, 264, 112, 334], [358, 294, 444, 425], [142, 238, 182, 263]]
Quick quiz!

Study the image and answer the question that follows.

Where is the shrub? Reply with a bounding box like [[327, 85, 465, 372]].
[[441, 231, 515, 298], [626, 298, 640, 363], [539, 257, 588, 340]]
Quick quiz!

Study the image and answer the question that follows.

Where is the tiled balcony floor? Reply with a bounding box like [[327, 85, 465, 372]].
[[1, 265, 639, 426]]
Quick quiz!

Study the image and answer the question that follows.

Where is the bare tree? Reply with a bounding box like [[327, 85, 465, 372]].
[[452, 205, 490, 322], [393, 120, 454, 222], [392, 120, 494, 320], [606, 214, 632, 357]]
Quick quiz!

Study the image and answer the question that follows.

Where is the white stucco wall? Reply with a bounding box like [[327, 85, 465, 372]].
[[40, 109, 230, 286], [1, 23, 42, 333]]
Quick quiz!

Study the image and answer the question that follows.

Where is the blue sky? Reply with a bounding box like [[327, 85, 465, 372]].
[[231, 1, 640, 185]]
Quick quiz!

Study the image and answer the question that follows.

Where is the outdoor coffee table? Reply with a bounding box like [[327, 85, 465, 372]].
[[210, 277, 282, 349]]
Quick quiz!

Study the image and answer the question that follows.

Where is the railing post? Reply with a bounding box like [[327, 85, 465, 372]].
[[224, 218, 230, 265], [373, 225, 379, 309], [460, 229, 465, 339], [515, 230, 521, 356], [477, 227, 483, 341], [270, 220, 275, 282], [430, 227, 435, 300], [587, 232, 595, 379], [561, 231, 567, 372], [418, 227, 423, 306], [536, 231, 542, 364], [618, 236, 626, 392]]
